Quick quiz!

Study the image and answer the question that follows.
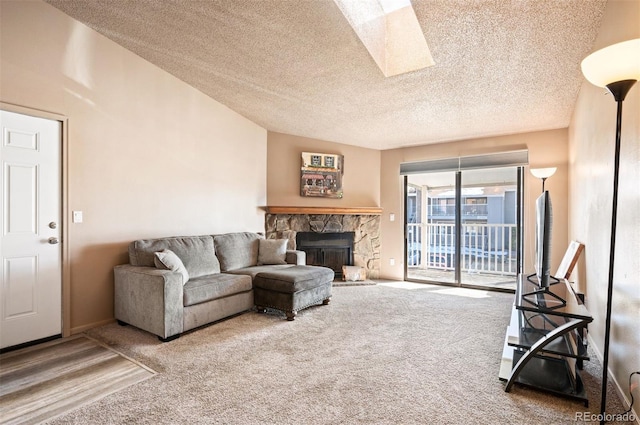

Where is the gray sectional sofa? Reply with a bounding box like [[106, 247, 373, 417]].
[[114, 232, 333, 341]]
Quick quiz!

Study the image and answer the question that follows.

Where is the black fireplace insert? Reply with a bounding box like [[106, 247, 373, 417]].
[[295, 232, 354, 278]]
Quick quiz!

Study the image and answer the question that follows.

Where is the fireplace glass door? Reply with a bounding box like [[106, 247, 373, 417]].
[[296, 232, 354, 279]]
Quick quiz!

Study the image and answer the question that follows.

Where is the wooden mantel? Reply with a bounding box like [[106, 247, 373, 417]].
[[266, 206, 382, 215]]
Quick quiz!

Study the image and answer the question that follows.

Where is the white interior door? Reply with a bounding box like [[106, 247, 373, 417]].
[[0, 110, 62, 349]]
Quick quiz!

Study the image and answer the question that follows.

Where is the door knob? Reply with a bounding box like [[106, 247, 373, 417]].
[[48, 237, 59, 245]]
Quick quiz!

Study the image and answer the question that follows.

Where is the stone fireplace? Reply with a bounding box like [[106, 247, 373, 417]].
[[264, 207, 381, 279]]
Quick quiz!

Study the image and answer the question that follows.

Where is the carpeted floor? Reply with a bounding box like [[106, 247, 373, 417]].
[[44, 283, 631, 424], [332, 279, 377, 287]]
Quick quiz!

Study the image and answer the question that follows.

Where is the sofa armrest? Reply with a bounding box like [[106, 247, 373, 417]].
[[285, 250, 306, 265], [114, 264, 184, 339]]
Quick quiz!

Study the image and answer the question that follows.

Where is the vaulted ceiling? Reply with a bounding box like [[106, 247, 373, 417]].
[[45, 0, 607, 150]]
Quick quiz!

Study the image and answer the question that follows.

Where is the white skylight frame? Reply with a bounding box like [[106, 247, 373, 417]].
[[334, 0, 434, 77]]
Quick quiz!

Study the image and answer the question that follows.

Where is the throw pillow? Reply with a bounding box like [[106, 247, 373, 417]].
[[154, 249, 190, 284], [258, 239, 288, 265]]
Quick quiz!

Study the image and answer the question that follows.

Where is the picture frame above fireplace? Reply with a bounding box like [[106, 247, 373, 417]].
[[300, 151, 344, 198]]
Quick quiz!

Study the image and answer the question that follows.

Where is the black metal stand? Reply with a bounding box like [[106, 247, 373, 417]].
[[599, 79, 636, 425], [500, 275, 593, 405], [523, 273, 565, 310]]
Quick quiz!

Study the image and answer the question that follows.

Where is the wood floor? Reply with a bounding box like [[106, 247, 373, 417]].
[[0, 335, 155, 425]]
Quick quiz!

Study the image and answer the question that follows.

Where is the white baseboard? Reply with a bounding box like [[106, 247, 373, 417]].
[[587, 334, 639, 424]]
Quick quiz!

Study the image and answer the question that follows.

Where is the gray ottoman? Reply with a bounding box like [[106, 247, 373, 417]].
[[253, 265, 334, 320]]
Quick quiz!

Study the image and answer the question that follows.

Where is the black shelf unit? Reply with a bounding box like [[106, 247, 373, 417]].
[[499, 274, 593, 406]]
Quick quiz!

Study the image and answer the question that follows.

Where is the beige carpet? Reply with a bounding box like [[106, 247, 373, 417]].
[[332, 279, 377, 287], [39, 283, 630, 424], [0, 335, 155, 425]]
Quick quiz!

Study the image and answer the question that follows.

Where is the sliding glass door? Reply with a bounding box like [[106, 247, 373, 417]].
[[405, 166, 522, 291], [406, 171, 457, 284], [459, 168, 519, 289]]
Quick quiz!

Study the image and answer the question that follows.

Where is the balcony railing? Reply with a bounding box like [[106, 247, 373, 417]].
[[429, 204, 489, 217], [407, 223, 517, 275]]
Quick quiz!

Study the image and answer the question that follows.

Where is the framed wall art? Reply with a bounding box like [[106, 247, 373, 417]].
[[300, 152, 344, 198]]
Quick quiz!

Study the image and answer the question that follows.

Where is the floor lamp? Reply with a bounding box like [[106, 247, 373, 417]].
[[581, 38, 640, 424], [530, 167, 556, 193]]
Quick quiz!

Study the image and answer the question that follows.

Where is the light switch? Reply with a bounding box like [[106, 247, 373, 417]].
[[389, 213, 395, 222], [390, 258, 395, 266], [73, 211, 83, 223]]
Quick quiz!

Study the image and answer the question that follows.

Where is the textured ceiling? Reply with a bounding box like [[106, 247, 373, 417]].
[[45, 0, 607, 150]]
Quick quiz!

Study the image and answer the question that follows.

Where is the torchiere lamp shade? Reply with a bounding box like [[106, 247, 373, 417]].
[[530, 167, 557, 180], [581, 38, 640, 87]]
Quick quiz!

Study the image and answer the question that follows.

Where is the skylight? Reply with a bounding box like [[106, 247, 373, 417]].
[[333, 0, 434, 77]]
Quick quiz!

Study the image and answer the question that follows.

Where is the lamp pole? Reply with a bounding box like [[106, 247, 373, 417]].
[[599, 79, 636, 425]]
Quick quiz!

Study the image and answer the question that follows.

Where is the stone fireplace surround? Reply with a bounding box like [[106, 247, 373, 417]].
[[264, 207, 382, 279]]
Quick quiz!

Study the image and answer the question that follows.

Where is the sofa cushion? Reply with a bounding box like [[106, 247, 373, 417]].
[[129, 236, 220, 278], [225, 264, 293, 280], [154, 249, 190, 284], [258, 239, 288, 265], [183, 273, 252, 307], [213, 232, 261, 271]]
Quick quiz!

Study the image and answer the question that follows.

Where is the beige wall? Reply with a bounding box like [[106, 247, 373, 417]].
[[1, 1, 267, 333], [267, 132, 381, 208], [569, 0, 640, 414], [380, 129, 569, 280]]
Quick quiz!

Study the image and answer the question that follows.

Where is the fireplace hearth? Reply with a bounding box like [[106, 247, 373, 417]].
[[296, 232, 354, 278]]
